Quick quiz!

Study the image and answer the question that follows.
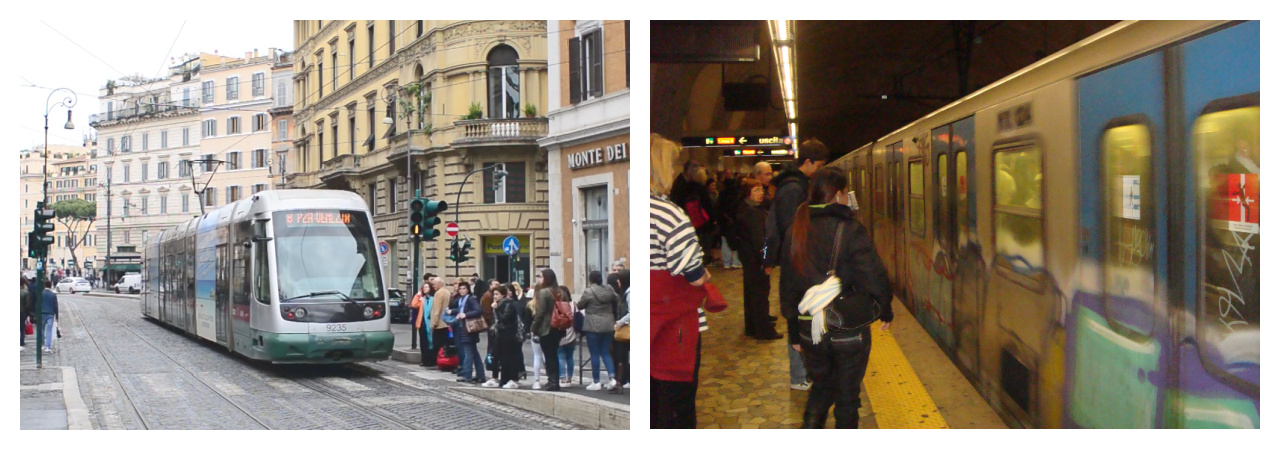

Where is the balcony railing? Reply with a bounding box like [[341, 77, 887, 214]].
[[452, 118, 548, 147], [90, 102, 199, 126], [318, 153, 361, 182]]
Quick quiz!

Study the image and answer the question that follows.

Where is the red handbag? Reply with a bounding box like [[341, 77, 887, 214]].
[[437, 347, 459, 371], [24, 319, 34, 336]]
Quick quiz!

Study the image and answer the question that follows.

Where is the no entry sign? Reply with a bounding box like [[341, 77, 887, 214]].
[[446, 222, 459, 237]]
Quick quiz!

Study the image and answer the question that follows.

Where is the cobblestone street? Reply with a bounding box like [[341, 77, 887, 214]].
[[22, 293, 578, 430]]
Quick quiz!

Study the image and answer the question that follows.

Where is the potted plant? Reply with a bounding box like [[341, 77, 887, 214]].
[[106, 79, 116, 95], [464, 102, 483, 120], [523, 103, 537, 118]]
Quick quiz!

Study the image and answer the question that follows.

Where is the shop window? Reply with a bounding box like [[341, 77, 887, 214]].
[[583, 185, 610, 275]]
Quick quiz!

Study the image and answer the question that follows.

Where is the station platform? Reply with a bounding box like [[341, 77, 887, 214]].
[[694, 265, 1006, 429]]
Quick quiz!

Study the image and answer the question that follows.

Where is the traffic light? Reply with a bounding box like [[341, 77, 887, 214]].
[[492, 163, 508, 192], [447, 239, 472, 263], [407, 197, 448, 241], [30, 202, 55, 258], [421, 199, 446, 241]]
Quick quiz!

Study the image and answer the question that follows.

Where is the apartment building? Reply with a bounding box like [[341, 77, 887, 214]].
[[540, 20, 630, 291], [287, 20, 549, 288]]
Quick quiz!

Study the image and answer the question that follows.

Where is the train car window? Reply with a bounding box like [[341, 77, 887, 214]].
[[909, 159, 925, 236], [1194, 94, 1259, 389], [875, 164, 885, 217], [957, 151, 969, 242], [1101, 118, 1156, 336], [936, 153, 950, 248], [993, 140, 1045, 276]]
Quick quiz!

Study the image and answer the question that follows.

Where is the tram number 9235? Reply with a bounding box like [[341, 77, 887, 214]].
[[284, 211, 352, 226]]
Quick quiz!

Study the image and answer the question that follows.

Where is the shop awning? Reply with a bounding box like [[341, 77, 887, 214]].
[[103, 264, 141, 273]]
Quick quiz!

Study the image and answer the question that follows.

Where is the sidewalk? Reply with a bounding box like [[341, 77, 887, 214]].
[[385, 322, 631, 429], [19, 343, 92, 430]]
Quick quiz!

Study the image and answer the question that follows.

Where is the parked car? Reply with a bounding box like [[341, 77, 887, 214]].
[[115, 274, 142, 294], [56, 277, 92, 294], [388, 288, 410, 324]]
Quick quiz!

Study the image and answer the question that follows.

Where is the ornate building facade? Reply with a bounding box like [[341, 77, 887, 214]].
[[287, 20, 549, 288]]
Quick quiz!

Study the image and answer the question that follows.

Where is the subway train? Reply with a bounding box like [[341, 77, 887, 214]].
[[827, 20, 1258, 428], [140, 189, 395, 364]]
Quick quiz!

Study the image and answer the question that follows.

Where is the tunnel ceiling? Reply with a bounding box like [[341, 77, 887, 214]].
[[653, 20, 1120, 159]]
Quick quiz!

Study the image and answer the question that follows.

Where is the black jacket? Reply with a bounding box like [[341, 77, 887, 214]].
[[779, 204, 893, 337], [764, 164, 809, 267], [734, 198, 768, 265]]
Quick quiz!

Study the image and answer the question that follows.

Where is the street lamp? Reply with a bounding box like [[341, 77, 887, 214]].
[[33, 87, 76, 367]]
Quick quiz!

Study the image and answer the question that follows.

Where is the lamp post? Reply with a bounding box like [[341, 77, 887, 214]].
[[33, 88, 76, 367]]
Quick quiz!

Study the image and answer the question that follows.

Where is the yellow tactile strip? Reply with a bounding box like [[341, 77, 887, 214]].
[[863, 324, 950, 428]]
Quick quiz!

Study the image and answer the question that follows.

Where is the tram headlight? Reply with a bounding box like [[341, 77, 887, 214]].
[[295, 308, 307, 319], [364, 306, 374, 319]]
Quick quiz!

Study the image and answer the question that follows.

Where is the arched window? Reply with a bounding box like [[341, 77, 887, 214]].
[[486, 45, 520, 119]]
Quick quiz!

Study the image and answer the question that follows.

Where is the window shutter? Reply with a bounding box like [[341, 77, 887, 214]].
[[591, 29, 604, 98], [569, 37, 581, 105]]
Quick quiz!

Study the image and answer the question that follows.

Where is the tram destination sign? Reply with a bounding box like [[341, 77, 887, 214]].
[[682, 135, 794, 148], [282, 210, 354, 227]]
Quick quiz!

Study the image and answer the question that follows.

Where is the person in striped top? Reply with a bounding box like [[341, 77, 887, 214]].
[[651, 133, 712, 429]]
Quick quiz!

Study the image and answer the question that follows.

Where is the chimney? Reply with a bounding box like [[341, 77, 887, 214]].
[[254, 48, 259, 58], [246, 51, 253, 60]]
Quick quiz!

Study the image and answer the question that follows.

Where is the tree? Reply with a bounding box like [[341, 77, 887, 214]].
[[51, 198, 97, 275], [397, 82, 433, 138]]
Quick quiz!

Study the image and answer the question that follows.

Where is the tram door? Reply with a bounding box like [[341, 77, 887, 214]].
[[215, 244, 229, 346], [940, 118, 982, 374]]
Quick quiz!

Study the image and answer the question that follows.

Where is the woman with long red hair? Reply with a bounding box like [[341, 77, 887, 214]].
[[779, 166, 894, 428]]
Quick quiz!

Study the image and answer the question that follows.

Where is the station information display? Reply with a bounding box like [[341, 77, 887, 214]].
[[681, 135, 794, 148]]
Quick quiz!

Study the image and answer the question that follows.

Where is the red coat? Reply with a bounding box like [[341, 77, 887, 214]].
[[650, 270, 707, 382]]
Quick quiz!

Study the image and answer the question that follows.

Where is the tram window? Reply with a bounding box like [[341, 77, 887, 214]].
[[255, 238, 270, 304], [1101, 118, 1156, 336], [936, 153, 950, 247], [1194, 95, 1259, 388], [957, 151, 969, 242], [908, 159, 924, 236], [993, 140, 1045, 276], [233, 244, 249, 307]]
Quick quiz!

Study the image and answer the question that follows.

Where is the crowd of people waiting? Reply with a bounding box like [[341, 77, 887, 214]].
[[407, 266, 630, 394], [650, 134, 894, 429]]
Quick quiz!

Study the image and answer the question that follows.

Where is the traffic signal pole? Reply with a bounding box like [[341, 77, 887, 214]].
[[450, 164, 506, 279]]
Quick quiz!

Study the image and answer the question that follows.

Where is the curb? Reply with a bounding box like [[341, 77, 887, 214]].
[[455, 387, 629, 430], [83, 292, 138, 299], [390, 348, 422, 364]]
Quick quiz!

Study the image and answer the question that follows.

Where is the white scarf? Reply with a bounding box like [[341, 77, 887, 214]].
[[798, 275, 842, 343]]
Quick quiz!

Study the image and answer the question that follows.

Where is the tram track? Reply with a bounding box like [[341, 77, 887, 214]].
[[285, 375, 423, 430], [70, 299, 273, 430], [65, 301, 153, 430]]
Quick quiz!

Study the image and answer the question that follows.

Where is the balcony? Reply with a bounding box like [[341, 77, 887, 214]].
[[451, 118, 548, 149], [90, 102, 199, 127], [318, 153, 361, 187], [285, 171, 321, 189]]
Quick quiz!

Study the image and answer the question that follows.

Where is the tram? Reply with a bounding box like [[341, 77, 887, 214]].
[[140, 189, 394, 364], [827, 20, 1258, 428]]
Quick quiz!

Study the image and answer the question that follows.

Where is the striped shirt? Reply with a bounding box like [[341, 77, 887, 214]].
[[652, 193, 709, 331], [650, 193, 706, 282]]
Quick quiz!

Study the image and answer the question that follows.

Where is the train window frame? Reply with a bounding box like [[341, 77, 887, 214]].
[[935, 152, 950, 249], [874, 163, 885, 218], [1193, 92, 1260, 396], [908, 157, 925, 237], [1098, 114, 1159, 339], [990, 135, 1049, 293], [956, 150, 970, 243]]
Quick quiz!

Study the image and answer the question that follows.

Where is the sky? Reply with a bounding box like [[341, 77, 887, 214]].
[[6, 17, 293, 152]]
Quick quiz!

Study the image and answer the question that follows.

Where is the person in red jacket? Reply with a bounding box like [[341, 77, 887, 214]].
[[650, 134, 714, 429]]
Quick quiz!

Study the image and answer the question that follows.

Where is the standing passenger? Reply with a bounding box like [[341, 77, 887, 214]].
[[449, 283, 484, 383], [579, 270, 622, 390], [411, 279, 433, 367], [41, 281, 59, 353], [530, 269, 566, 391], [650, 134, 713, 428], [781, 167, 893, 428], [429, 278, 453, 372], [492, 285, 525, 389], [608, 270, 631, 393], [736, 178, 782, 340], [764, 138, 830, 391]]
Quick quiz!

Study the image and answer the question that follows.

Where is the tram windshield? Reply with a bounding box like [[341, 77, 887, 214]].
[[273, 210, 384, 302]]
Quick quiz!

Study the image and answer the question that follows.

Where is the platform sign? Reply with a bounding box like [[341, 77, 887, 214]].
[[683, 135, 795, 148], [446, 223, 459, 237], [502, 235, 520, 256]]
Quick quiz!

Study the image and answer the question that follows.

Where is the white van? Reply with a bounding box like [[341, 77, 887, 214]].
[[115, 274, 141, 294]]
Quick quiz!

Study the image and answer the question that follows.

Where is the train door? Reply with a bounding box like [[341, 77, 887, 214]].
[[230, 219, 252, 354], [215, 242, 229, 346], [905, 154, 925, 314], [1071, 44, 1172, 428], [943, 117, 981, 374], [1171, 20, 1259, 428], [873, 159, 890, 274]]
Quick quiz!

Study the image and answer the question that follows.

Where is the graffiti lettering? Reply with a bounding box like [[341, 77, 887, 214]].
[[1216, 231, 1256, 332]]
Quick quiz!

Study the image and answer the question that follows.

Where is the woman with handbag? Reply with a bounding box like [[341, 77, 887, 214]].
[[448, 282, 486, 383], [780, 167, 894, 429], [579, 270, 622, 390], [530, 269, 568, 391], [608, 270, 631, 394], [491, 285, 525, 389]]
